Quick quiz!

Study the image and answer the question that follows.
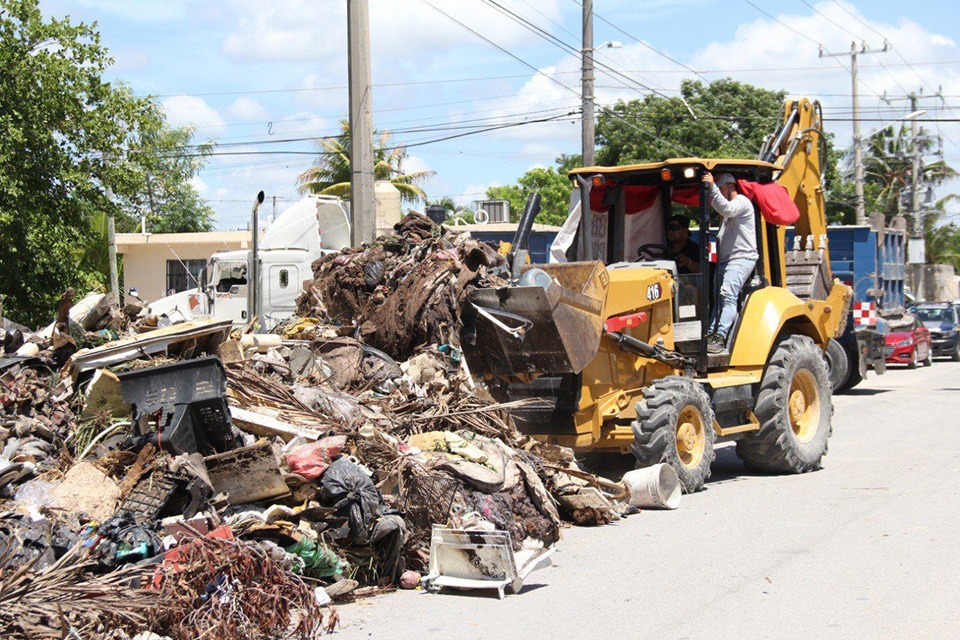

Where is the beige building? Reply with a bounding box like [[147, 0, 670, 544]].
[[116, 231, 251, 302]]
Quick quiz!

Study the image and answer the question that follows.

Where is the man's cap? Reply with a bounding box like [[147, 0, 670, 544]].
[[669, 214, 691, 228], [715, 172, 736, 186]]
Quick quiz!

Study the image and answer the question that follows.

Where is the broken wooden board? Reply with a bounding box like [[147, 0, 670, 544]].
[[203, 440, 289, 505], [228, 406, 323, 443], [67, 318, 232, 379]]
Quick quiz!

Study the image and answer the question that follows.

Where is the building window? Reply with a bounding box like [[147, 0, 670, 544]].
[[279, 269, 289, 288], [166, 259, 206, 295]]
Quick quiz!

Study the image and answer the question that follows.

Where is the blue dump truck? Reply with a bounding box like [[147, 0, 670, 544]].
[[789, 218, 906, 392]]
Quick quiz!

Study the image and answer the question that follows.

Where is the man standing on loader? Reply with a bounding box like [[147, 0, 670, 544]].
[[704, 172, 759, 354]]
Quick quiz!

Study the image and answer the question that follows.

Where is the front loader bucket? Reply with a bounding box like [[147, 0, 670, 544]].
[[463, 261, 609, 376]]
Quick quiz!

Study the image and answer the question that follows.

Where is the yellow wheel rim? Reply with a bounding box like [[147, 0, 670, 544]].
[[676, 405, 706, 469], [789, 369, 820, 443]]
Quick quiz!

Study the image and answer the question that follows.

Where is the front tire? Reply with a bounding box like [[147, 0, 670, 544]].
[[907, 347, 918, 369], [952, 339, 960, 362], [825, 339, 849, 392], [923, 348, 933, 367], [632, 376, 716, 494], [736, 335, 832, 474]]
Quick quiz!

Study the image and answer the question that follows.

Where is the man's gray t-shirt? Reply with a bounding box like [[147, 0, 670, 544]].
[[708, 183, 759, 262]]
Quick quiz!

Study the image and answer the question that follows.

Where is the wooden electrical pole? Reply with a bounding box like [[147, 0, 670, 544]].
[[820, 40, 888, 225], [581, 0, 595, 167], [347, 0, 375, 246]]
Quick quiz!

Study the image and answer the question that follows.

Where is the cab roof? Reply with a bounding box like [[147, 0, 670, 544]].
[[568, 158, 779, 177]]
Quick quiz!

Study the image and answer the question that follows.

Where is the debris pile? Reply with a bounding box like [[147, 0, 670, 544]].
[[0, 214, 631, 638]]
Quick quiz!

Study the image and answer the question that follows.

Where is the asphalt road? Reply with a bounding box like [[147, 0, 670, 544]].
[[338, 360, 960, 639]]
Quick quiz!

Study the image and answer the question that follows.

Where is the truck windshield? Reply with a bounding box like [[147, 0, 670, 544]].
[[214, 262, 248, 293]]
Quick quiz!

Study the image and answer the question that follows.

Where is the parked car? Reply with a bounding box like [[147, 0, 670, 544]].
[[914, 303, 960, 361], [884, 316, 932, 368]]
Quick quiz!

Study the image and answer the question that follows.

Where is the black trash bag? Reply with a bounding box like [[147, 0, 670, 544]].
[[363, 260, 385, 290], [370, 513, 407, 584], [319, 458, 384, 545]]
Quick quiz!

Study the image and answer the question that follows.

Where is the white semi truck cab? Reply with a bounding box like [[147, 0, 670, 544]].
[[147, 195, 351, 328]]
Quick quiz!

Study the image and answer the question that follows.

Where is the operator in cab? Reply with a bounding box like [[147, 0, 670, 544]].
[[702, 172, 758, 354], [667, 214, 700, 275]]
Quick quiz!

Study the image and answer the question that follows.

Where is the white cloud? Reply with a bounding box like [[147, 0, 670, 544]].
[[401, 154, 432, 175], [221, 0, 347, 62], [161, 95, 226, 133], [221, 0, 564, 62], [189, 175, 209, 196], [225, 97, 270, 122], [931, 34, 956, 48]]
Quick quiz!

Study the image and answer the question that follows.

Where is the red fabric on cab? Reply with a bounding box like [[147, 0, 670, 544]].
[[736, 179, 800, 225], [671, 185, 700, 206], [589, 183, 659, 214]]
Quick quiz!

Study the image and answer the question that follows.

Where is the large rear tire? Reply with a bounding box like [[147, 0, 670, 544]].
[[825, 339, 849, 392], [632, 376, 716, 494], [736, 335, 832, 474]]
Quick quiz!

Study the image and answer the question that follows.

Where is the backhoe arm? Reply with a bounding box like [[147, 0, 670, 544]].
[[761, 99, 830, 262]]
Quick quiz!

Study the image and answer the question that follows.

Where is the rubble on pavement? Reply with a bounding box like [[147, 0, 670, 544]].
[[0, 214, 633, 638]]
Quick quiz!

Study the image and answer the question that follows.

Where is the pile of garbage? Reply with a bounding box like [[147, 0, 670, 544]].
[[0, 214, 632, 638]]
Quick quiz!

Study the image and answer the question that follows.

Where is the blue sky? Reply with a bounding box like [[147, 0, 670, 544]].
[[42, 1, 960, 228]]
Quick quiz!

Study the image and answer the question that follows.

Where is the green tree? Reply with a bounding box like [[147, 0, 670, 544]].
[[117, 124, 216, 234], [485, 157, 575, 227], [296, 119, 435, 203], [595, 78, 787, 165], [0, 1, 215, 326], [923, 195, 960, 270]]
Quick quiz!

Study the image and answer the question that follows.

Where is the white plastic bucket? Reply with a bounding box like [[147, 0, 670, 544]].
[[622, 464, 682, 510], [15, 342, 40, 357]]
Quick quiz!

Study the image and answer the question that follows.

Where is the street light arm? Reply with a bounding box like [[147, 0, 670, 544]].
[[862, 110, 927, 139]]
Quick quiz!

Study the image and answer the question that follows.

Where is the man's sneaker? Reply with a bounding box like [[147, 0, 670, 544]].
[[706, 333, 726, 354]]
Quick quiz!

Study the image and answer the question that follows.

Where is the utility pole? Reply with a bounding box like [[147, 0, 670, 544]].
[[581, 0, 595, 167], [820, 40, 888, 225], [347, 0, 375, 246], [272, 195, 277, 223], [103, 154, 120, 301], [908, 93, 923, 238]]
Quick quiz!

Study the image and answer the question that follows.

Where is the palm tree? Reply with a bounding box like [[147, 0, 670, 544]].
[[296, 120, 434, 203]]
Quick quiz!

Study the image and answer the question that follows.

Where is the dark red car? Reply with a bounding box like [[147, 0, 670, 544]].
[[885, 316, 932, 368]]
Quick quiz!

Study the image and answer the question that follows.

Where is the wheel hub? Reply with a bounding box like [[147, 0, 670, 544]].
[[788, 368, 820, 443], [675, 405, 706, 469], [789, 389, 806, 421]]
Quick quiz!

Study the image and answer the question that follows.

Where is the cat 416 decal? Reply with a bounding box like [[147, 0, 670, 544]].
[[646, 283, 662, 301]]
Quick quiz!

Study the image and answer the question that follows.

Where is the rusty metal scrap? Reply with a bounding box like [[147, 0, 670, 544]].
[[148, 536, 328, 640]]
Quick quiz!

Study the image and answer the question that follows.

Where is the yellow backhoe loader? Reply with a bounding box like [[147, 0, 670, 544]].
[[461, 99, 851, 493]]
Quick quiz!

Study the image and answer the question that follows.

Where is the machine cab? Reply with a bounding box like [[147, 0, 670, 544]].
[[564, 159, 784, 371]]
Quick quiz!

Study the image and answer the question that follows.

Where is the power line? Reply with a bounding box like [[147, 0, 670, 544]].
[[799, 0, 910, 95], [157, 59, 960, 104], [741, 0, 886, 100], [169, 110, 580, 159], [418, 0, 693, 157], [479, 0, 673, 100], [826, 0, 960, 155], [586, 0, 704, 79], [182, 105, 580, 150]]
